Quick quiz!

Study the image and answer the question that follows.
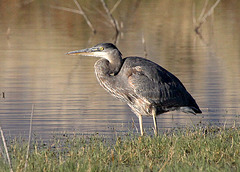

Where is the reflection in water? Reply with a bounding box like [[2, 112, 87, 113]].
[[0, 0, 240, 140]]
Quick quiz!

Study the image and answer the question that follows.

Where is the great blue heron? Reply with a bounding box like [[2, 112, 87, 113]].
[[66, 43, 202, 136]]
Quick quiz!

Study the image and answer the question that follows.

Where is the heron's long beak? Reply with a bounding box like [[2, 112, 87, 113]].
[[66, 47, 102, 56], [66, 48, 93, 56]]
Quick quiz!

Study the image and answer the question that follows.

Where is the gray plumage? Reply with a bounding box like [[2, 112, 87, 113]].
[[67, 43, 202, 136]]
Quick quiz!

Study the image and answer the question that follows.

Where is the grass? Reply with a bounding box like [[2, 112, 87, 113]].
[[0, 125, 240, 172]]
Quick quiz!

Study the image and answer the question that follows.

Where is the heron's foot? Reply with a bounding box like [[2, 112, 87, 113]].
[[140, 130, 145, 136], [153, 127, 158, 136]]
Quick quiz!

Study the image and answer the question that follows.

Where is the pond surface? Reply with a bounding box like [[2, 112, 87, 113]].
[[0, 0, 240, 140]]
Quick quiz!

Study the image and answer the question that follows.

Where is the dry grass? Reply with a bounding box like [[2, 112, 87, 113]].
[[0, 125, 240, 172]]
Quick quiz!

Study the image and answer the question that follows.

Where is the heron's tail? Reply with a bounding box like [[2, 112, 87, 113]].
[[192, 106, 202, 113], [179, 106, 202, 115], [186, 94, 202, 114]]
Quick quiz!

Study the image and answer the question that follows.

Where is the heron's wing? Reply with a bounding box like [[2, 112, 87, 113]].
[[127, 64, 189, 108]]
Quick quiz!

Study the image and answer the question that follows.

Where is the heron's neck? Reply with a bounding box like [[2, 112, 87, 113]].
[[108, 53, 123, 75], [95, 53, 123, 76]]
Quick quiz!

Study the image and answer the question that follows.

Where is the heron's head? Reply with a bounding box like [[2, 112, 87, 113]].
[[66, 43, 122, 60]]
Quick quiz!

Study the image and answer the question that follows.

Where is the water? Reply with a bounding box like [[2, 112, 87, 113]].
[[0, 0, 240, 140]]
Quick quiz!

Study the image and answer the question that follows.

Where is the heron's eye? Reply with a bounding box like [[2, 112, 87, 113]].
[[99, 47, 104, 51]]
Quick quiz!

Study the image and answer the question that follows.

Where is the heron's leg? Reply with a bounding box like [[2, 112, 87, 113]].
[[138, 114, 144, 136], [152, 108, 158, 136]]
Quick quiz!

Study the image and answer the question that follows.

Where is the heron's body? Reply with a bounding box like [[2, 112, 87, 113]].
[[67, 43, 202, 135]]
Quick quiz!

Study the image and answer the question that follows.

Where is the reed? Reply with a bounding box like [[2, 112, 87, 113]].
[[193, 0, 221, 38], [0, 126, 13, 172], [51, 0, 96, 34], [100, 0, 120, 35], [24, 104, 34, 172]]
